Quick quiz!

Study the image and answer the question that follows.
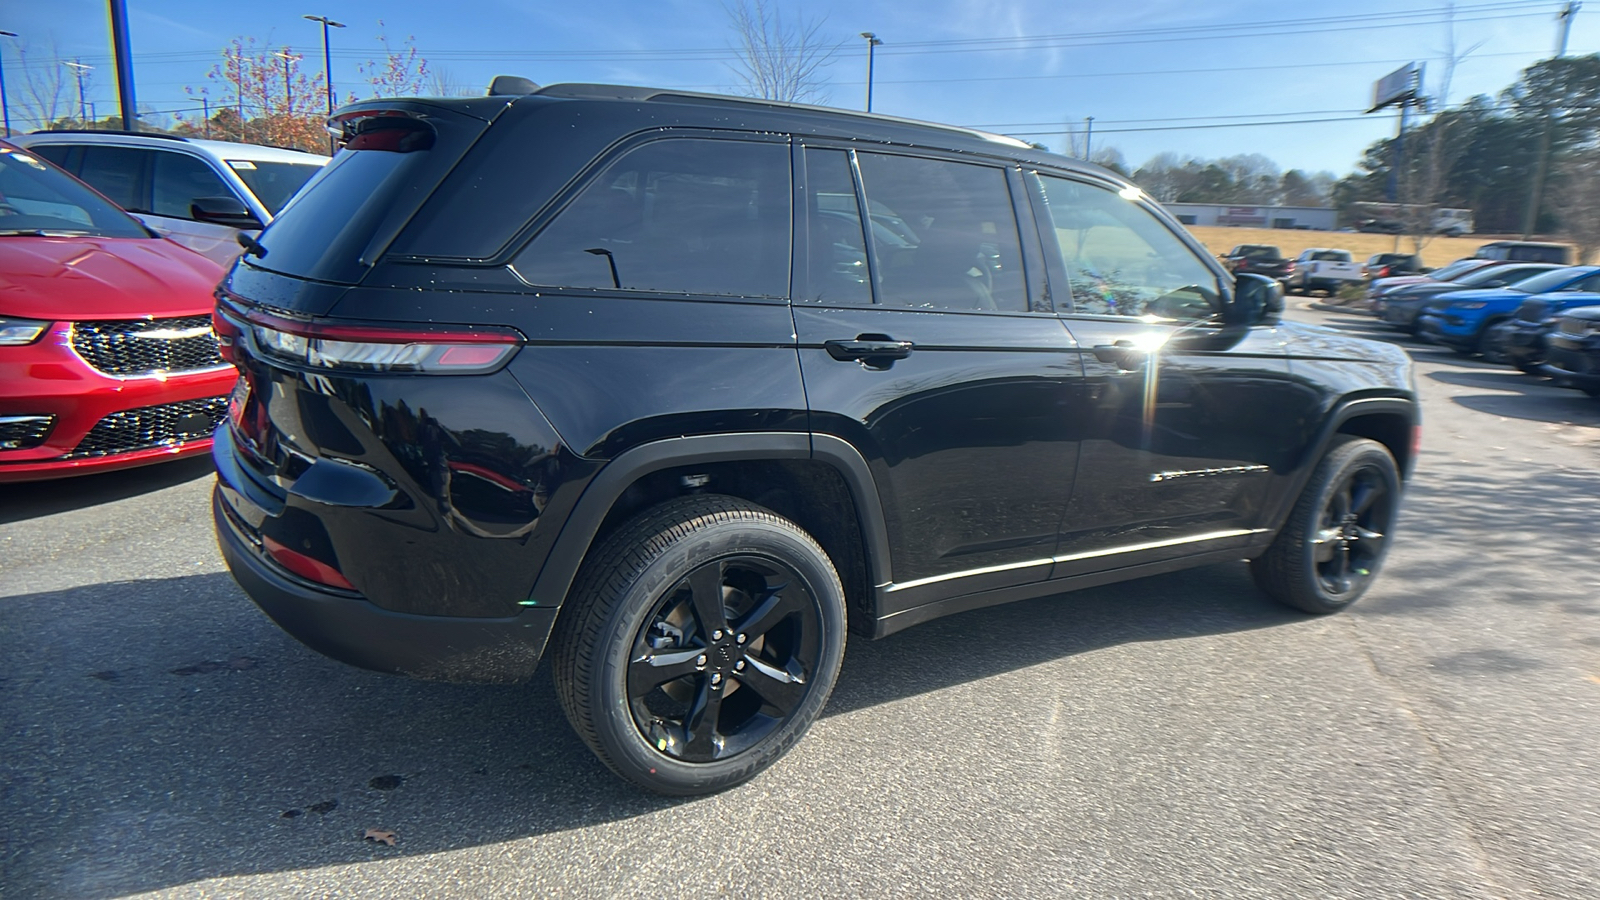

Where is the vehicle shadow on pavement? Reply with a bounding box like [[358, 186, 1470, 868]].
[[1425, 369, 1600, 425], [0, 564, 1298, 899], [1355, 455, 1600, 618], [0, 456, 216, 526]]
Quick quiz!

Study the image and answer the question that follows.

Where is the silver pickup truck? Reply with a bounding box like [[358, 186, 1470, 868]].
[[1286, 248, 1364, 295]]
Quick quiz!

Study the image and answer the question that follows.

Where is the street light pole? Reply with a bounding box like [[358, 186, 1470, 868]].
[[274, 50, 293, 117], [303, 15, 345, 155], [861, 32, 882, 112], [63, 60, 92, 125], [1084, 116, 1094, 160], [0, 31, 16, 137]]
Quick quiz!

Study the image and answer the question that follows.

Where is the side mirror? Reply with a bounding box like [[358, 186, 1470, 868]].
[[190, 196, 263, 230], [1224, 273, 1283, 326]]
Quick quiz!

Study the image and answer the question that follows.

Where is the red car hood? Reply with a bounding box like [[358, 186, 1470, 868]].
[[0, 235, 225, 321]]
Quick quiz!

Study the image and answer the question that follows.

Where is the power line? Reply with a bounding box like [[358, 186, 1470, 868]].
[[1001, 115, 1381, 136], [7, 0, 1559, 70]]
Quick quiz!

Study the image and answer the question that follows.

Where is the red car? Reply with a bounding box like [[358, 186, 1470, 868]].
[[0, 141, 234, 482]]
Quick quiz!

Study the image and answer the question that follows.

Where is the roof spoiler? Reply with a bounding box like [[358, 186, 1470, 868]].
[[487, 75, 540, 97]]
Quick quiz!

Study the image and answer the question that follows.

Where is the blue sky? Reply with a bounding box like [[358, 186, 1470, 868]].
[[3, 0, 1593, 175]]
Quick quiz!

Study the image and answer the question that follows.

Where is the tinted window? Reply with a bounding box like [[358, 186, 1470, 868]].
[[1428, 259, 1485, 280], [226, 160, 323, 216], [0, 146, 149, 238], [26, 144, 74, 169], [1240, 246, 1280, 259], [515, 139, 791, 298], [1310, 250, 1351, 261], [1460, 264, 1552, 287], [853, 153, 1025, 312], [1035, 174, 1219, 319], [151, 152, 233, 219], [1511, 268, 1598, 294], [801, 148, 871, 304], [77, 146, 148, 212]]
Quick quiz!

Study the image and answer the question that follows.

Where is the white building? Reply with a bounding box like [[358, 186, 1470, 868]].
[[1162, 203, 1337, 231]]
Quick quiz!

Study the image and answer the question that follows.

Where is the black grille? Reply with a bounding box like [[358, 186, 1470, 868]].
[[71, 316, 225, 376], [0, 415, 56, 450], [67, 396, 228, 458], [1516, 298, 1547, 323]]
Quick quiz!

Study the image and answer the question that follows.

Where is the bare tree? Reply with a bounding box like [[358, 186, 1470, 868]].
[[1552, 154, 1600, 263], [725, 0, 838, 103], [1395, 2, 1483, 252], [360, 22, 429, 98], [13, 37, 75, 130], [427, 66, 479, 98]]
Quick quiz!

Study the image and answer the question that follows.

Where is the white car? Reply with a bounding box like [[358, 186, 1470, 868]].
[[11, 132, 326, 266]]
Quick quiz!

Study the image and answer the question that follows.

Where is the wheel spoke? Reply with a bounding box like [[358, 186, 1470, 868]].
[[1349, 476, 1382, 515], [735, 655, 808, 716], [687, 563, 729, 637], [1329, 481, 1353, 520], [682, 677, 725, 759], [730, 583, 804, 641], [1311, 527, 1343, 563], [1354, 526, 1385, 543], [628, 648, 704, 696]]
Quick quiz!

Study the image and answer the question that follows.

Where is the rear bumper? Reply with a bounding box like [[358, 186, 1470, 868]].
[[215, 487, 560, 683]]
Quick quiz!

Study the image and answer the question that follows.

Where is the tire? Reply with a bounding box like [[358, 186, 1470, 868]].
[[1250, 436, 1400, 614], [550, 494, 846, 796]]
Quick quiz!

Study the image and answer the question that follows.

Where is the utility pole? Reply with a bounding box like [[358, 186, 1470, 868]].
[[861, 32, 881, 112], [1084, 116, 1094, 160], [304, 15, 345, 155], [201, 96, 210, 138], [274, 50, 293, 121], [63, 60, 92, 125], [108, 0, 137, 130], [1522, 1, 1581, 238], [0, 31, 16, 137]]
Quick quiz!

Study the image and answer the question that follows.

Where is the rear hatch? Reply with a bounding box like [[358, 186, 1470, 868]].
[[232, 96, 512, 312]]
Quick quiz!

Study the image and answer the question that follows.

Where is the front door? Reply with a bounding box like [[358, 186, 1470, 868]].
[[793, 146, 1083, 615], [1025, 172, 1301, 575]]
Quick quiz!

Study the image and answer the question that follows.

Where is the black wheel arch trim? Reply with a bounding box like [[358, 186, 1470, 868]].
[[1261, 395, 1418, 538], [527, 431, 893, 611]]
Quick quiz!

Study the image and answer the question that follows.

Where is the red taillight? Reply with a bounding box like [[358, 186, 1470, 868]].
[[263, 536, 356, 590], [1411, 424, 1423, 461], [213, 306, 245, 365], [218, 301, 523, 374], [1284, 261, 1295, 273]]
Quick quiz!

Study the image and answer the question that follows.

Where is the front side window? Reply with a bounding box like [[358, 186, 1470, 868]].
[[1034, 175, 1220, 319], [854, 153, 1026, 312], [515, 138, 791, 298], [151, 152, 234, 219], [76, 146, 149, 212]]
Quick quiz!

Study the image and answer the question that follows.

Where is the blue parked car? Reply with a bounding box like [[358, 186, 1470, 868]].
[[1417, 266, 1600, 355], [1487, 290, 1600, 373]]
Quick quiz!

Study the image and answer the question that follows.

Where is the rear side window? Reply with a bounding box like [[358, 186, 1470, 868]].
[[514, 138, 791, 298], [151, 152, 233, 219], [801, 148, 871, 305], [854, 152, 1025, 312], [77, 146, 149, 212]]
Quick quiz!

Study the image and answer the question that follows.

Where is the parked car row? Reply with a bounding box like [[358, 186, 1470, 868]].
[[1367, 256, 1600, 398], [1, 132, 326, 482]]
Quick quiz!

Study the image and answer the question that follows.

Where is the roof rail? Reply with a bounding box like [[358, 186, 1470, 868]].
[[531, 82, 1032, 149], [29, 128, 190, 141]]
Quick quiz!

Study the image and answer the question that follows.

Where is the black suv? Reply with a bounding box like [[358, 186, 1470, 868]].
[[212, 82, 1420, 795]]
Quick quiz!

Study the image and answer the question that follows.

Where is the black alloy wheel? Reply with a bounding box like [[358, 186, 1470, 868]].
[[628, 555, 823, 763], [551, 495, 845, 795], [1308, 463, 1392, 599], [1251, 435, 1400, 614]]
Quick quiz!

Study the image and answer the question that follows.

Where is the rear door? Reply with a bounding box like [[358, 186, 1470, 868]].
[[146, 149, 250, 265], [1025, 172, 1304, 575], [793, 145, 1083, 613]]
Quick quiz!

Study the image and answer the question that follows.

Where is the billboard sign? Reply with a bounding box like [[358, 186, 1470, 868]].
[[1370, 63, 1418, 113]]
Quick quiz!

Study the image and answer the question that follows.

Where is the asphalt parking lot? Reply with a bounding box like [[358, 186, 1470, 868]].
[[4, 302, 1598, 899]]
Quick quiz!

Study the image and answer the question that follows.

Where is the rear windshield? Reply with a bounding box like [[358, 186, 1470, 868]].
[[1240, 246, 1280, 258], [1309, 250, 1351, 261], [248, 103, 496, 285], [225, 160, 324, 216], [0, 145, 150, 239]]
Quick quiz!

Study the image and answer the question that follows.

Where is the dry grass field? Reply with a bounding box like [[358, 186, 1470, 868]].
[[1182, 225, 1562, 269]]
